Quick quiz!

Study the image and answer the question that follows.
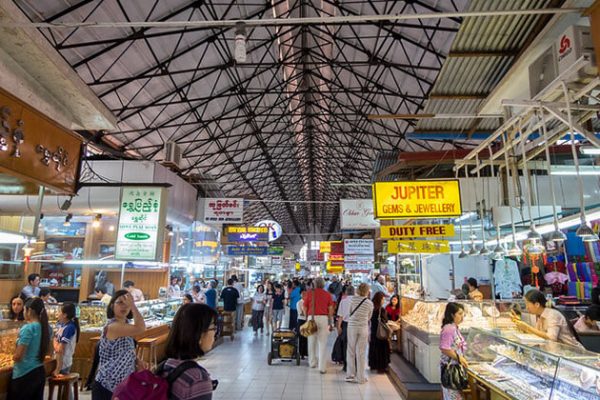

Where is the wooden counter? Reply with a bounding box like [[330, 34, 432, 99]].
[[0, 358, 56, 400]]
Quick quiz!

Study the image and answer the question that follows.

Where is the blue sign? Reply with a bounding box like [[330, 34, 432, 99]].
[[227, 232, 269, 242]]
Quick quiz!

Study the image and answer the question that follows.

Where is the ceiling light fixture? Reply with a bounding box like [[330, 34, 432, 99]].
[[560, 82, 598, 243], [92, 214, 102, 228], [502, 131, 522, 256], [518, 119, 543, 245], [539, 108, 567, 243], [580, 147, 600, 155], [458, 216, 468, 259], [63, 213, 73, 227], [234, 22, 247, 63]]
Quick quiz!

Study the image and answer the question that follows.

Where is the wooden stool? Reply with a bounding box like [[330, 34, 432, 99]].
[[137, 337, 159, 369], [48, 373, 79, 400]]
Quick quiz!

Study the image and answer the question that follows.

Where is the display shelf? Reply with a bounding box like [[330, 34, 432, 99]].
[[465, 328, 600, 400]]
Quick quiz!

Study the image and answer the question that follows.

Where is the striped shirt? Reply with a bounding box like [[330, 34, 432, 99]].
[[347, 296, 373, 328], [160, 359, 215, 400]]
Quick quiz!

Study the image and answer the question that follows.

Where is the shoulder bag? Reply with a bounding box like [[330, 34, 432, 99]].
[[440, 328, 469, 391], [300, 289, 318, 337], [376, 308, 392, 340]]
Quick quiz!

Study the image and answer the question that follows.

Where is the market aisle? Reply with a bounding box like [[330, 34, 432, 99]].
[[207, 328, 403, 400], [80, 327, 403, 400]]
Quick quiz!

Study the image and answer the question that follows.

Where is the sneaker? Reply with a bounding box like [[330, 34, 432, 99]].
[[345, 376, 356, 382], [319, 370, 326, 374], [357, 378, 368, 384]]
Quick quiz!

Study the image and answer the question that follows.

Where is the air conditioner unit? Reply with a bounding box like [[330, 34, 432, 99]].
[[528, 46, 558, 98], [555, 25, 595, 76], [163, 141, 182, 169]]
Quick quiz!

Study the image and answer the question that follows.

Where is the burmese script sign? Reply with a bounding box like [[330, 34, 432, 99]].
[[380, 224, 455, 239], [388, 240, 450, 254], [203, 198, 244, 224], [115, 187, 167, 260], [373, 180, 462, 219], [339, 199, 380, 230]]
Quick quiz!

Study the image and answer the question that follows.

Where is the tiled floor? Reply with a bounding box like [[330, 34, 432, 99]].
[[80, 327, 402, 400]]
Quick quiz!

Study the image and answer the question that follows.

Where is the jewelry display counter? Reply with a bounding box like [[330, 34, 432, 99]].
[[466, 327, 600, 400], [400, 298, 520, 383]]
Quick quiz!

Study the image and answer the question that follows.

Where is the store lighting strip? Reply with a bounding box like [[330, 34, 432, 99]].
[[581, 147, 600, 155], [551, 165, 600, 175]]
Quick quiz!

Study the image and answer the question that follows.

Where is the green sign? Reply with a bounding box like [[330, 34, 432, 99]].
[[115, 187, 167, 260], [268, 246, 284, 255]]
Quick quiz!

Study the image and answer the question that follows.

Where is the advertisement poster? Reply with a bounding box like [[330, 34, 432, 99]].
[[380, 224, 454, 239], [115, 187, 167, 260], [387, 240, 450, 254]]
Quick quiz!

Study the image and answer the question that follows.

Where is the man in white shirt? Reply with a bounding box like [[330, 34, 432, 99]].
[[232, 275, 245, 330], [336, 285, 354, 372]]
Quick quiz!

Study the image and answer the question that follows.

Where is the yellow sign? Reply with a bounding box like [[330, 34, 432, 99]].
[[388, 240, 450, 254], [295, 262, 301, 271], [319, 241, 341, 253], [373, 180, 462, 219], [326, 261, 344, 273], [381, 224, 454, 239], [226, 226, 268, 234]]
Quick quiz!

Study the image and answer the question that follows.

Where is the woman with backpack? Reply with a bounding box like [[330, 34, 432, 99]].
[[157, 303, 219, 400], [8, 297, 50, 400], [92, 290, 146, 400]]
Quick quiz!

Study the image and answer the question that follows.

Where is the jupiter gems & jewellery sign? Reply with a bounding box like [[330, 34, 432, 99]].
[[115, 187, 167, 261]]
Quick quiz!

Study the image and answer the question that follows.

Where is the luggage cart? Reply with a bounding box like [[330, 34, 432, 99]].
[[267, 329, 300, 366]]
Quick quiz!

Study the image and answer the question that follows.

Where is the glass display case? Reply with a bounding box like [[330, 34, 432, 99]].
[[397, 256, 422, 299], [401, 298, 518, 335], [466, 327, 600, 400], [0, 321, 24, 373]]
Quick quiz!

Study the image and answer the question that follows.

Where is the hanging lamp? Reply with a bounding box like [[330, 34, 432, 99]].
[[472, 155, 489, 255], [502, 131, 522, 257], [458, 215, 468, 259], [561, 83, 599, 242], [539, 108, 567, 242], [518, 120, 542, 243]]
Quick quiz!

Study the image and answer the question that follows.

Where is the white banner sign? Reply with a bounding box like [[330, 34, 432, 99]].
[[345, 254, 375, 263], [340, 199, 380, 230], [115, 187, 167, 261], [344, 262, 374, 273], [202, 198, 244, 224], [344, 239, 374, 255]]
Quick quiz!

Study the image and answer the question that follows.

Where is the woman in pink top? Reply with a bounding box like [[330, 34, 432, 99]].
[[574, 305, 600, 333], [439, 303, 468, 400]]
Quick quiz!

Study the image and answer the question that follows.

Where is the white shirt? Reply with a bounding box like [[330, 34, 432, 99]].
[[168, 284, 181, 299], [537, 308, 583, 348], [337, 295, 354, 322], [234, 283, 245, 304], [297, 299, 306, 319], [129, 287, 145, 302]]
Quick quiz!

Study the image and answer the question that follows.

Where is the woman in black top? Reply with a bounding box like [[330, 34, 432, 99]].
[[368, 291, 390, 372]]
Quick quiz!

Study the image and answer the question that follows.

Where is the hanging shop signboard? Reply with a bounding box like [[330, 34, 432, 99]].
[[226, 226, 269, 242], [380, 224, 455, 239], [115, 187, 167, 261], [344, 239, 374, 255], [0, 88, 82, 194], [388, 240, 450, 254], [319, 241, 341, 253], [339, 199, 380, 230], [227, 246, 268, 256], [373, 180, 462, 219], [344, 263, 373, 273], [202, 198, 244, 224], [254, 220, 283, 242], [268, 246, 284, 255]]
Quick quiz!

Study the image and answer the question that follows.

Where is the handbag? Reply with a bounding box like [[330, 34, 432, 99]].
[[440, 330, 469, 391], [441, 362, 468, 391], [300, 289, 318, 337], [376, 309, 392, 340]]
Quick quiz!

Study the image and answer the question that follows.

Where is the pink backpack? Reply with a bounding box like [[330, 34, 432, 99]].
[[112, 370, 168, 400]]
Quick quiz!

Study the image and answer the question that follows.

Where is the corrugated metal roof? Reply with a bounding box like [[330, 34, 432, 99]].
[[415, 0, 562, 136]]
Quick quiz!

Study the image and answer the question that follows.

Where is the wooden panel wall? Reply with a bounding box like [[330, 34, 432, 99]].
[[79, 268, 169, 301]]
